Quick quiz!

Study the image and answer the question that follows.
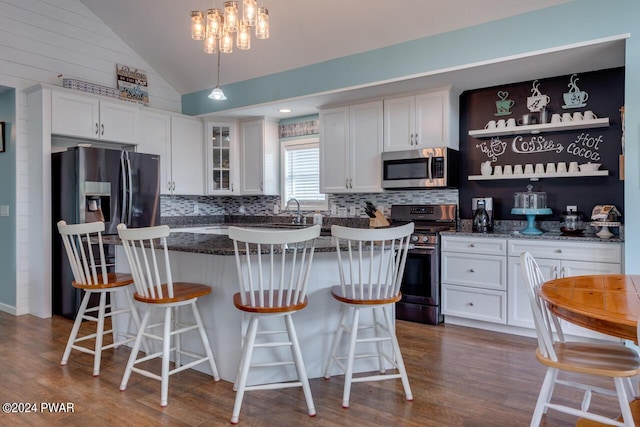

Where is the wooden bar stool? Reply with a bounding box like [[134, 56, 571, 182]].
[[57, 220, 143, 376], [228, 225, 321, 424], [323, 223, 414, 408], [117, 224, 220, 407]]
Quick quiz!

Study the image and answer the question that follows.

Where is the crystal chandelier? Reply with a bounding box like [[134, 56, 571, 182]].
[[191, 1, 270, 55]]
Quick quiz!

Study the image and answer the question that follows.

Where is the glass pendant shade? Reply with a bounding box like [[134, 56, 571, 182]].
[[224, 1, 239, 33], [191, 11, 205, 40], [256, 7, 269, 39], [206, 9, 223, 39], [243, 0, 257, 26], [204, 33, 217, 54], [220, 31, 234, 53], [237, 21, 251, 50], [208, 86, 227, 100]]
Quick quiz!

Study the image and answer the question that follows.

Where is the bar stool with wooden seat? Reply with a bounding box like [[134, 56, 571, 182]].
[[228, 224, 321, 424], [117, 224, 220, 407], [323, 223, 414, 408], [520, 251, 640, 427], [57, 220, 143, 377]]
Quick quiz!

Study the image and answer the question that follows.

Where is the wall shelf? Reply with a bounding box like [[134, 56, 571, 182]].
[[468, 170, 609, 181], [468, 118, 610, 138]]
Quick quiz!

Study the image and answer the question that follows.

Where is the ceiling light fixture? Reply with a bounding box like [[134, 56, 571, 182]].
[[191, 1, 269, 55], [278, 108, 291, 113], [208, 49, 227, 100]]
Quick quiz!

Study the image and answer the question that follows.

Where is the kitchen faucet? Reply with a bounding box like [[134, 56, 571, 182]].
[[285, 198, 303, 224]]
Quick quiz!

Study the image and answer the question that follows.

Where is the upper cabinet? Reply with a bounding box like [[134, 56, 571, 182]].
[[137, 109, 172, 194], [383, 88, 459, 152], [207, 121, 237, 195], [51, 90, 138, 144], [239, 119, 279, 195], [320, 100, 383, 194], [170, 115, 205, 195]]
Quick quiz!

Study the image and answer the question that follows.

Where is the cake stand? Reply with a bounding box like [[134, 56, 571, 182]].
[[590, 221, 621, 239], [511, 208, 553, 235]]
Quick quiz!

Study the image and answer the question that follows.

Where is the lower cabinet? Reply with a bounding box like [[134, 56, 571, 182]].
[[441, 235, 623, 339]]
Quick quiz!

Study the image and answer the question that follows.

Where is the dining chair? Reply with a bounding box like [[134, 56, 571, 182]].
[[520, 251, 640, 427], [227, 224, 321, 424], [323, 223, 414, 408], [57, 220, 143, 376], [117, 224, 219, 407]]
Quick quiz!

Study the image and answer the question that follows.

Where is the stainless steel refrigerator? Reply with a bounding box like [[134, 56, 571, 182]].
[[51, 146, 161, 318]]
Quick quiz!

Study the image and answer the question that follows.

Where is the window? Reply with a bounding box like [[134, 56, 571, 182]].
[[281, 138, 327, 210]]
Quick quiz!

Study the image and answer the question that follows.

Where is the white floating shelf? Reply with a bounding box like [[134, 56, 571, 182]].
[[468, 118, 610, 138], [468, 170, 609, 181]]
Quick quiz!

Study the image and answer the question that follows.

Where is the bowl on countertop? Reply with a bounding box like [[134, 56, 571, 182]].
[[579, 162, 601, 172]]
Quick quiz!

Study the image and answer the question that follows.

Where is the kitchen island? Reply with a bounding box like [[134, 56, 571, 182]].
[[113, 228, 392, 385]]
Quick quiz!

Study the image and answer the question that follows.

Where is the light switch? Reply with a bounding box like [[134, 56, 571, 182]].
[[0, 205, 9, 217]]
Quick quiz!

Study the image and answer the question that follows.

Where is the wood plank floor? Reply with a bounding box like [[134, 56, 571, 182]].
[[0, 311, 627, 426]]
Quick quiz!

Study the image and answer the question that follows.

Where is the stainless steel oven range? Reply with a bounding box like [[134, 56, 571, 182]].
[[391, 204, 457, 325]]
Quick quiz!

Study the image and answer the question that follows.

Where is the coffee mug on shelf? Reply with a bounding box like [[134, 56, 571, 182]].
[[524, 164, 534, 174], [583, 110, 598, 120], [569, 161, 579, 173], [551, 113, 562, 124], [485, 120, 497, 129], [573, 111, 584, 121], [497, 119, 507, 128], [493, 165, 503, 176], [535, 163, 545, 174], [562, 112, 573, 122], [514, 164, 524, 175], [506, 118, 516, 128], [546, 162, 556, 174], [503, 165, 513, 175], [557, 162, 568, 173]]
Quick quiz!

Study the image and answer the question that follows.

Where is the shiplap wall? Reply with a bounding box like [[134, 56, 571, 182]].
[[0, 0, 181, 316]]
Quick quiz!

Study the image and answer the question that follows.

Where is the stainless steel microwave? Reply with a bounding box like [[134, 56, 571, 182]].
[[381, 148, 459, 189]]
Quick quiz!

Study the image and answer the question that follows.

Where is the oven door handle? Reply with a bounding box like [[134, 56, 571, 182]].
[[408, 246, 438, 255]]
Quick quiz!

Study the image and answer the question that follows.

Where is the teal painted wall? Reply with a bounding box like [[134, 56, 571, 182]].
[[0, 88, 16, 307], [183, 0, 640, 273]]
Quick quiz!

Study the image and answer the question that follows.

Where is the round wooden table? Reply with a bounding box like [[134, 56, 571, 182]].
[[539, 274, 640, 342]]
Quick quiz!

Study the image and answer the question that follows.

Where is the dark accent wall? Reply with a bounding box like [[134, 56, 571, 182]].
[[459, 67, 624, 222]]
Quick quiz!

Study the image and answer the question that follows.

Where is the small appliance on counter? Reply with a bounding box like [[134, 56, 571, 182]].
[[472, 197, 494, 233], [511, 185, 552, 235], [560, 209, 586, 236]]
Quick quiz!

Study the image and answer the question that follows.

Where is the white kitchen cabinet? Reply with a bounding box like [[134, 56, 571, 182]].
[[206, 121, 237, 195], [441, 236, 508, 324], [138, 109, 171, 194], [170, 114, 205, 195], [51, 89, 138, 143], [240, 118, 279, 195], [320, 101, 383, 193], [383, 88, 459, 152], [507, 239, 622, 335]]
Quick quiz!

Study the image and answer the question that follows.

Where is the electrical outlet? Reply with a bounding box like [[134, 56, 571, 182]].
[[330, 204, 337, 215], [349, 205, 356, 216], [273, 204, 279, 214], [193, 205, 199, 214], [0, 205, 8, 217], [566, 205, 577, 212]]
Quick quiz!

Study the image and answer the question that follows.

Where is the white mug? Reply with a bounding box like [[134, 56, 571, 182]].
[[506, 118, 516, 128], [573, 111, 584, 121], [493, 165, 503, 176], [569, 161, 579, 173], [485, 120, 497, 129], [557, 162, 567, 173], [503, 165, 513, 175], [546, 162, 556, 174], [514, 164, 524, 175], [583, 110, 598, 120], [562, 112, 573, 122], [524, 164, 534, 174], [535, 163, 545, 174], [497, 119, 507, 128], [551, 113, 562, 123]]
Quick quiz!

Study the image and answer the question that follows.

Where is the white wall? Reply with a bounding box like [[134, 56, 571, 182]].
[[0, 0, 181, 316]]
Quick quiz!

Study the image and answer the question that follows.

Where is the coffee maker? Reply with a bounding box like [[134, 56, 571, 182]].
[[472, 197, 494, 232]]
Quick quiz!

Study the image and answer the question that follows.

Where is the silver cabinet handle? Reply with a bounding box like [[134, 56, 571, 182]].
[[469, 243, 475, 247], [409, 134, 413, 145], [168, 181, 172, 191], [100, 123, 104, 135], [414, 133, 418, 146], [349, 178, 353, 189], [469, 269, 474, 273], [468, 302, 474, 307], [560, 266, 566, 277], [555, 249, 562, 253], [345, 178, 349, 189], [95, 123, 99, 135]]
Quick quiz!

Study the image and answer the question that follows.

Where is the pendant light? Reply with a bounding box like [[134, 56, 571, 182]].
[[208, 49, 227, 101]]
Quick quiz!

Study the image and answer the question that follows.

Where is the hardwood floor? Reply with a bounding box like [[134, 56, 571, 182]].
[[0, 311, 626, 426]]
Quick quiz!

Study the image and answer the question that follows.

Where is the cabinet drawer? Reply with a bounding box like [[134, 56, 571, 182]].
[[442, 252, 506, 290], [508, 239, 621, 263], [441, 236, 507, 256], [442, 285, 506, 324]]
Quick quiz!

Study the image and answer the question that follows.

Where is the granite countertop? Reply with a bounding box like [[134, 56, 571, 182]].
[[440, 230, 624, 243]]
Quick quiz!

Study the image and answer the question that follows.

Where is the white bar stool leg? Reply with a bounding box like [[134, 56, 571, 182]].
[[342, 307, 360, 408], [231, 316, 259, 424], [120, 307, 151, 392], [174, 306, 181, 368], [285, 313, 316, 416], [93, 291, 107, 376], [109, 290, 119, 348], [191, 301, 220, 380], [382, 306, 412, 400], [323, 305, 348, 379], [124, 288, 149, 355], [160, 306, 172, 407], [61, 290, 92, 366], [373, 307, 386, 374]]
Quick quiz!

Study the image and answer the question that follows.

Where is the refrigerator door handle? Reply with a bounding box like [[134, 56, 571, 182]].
[[120, 151, 128, 226], [126, 151, 133, 224]]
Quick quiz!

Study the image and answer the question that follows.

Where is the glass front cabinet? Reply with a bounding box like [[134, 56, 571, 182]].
[[207, 121, 237, 194]]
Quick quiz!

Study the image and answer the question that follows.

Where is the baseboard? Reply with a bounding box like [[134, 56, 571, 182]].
[[0, 302, 17, 316]]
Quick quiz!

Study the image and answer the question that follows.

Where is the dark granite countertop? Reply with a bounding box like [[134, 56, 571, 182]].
[[440, 230, 623, 244]]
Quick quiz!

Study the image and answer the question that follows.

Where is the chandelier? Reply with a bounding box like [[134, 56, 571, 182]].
[[190, 1, 270, 54]]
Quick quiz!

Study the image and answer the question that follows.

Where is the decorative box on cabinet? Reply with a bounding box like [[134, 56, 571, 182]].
[[240, 118, 279, 195], [441, 236, 508, 325], [319, 101, 383, 193], [51, 89, 138, 144], [383, 87, 459, 152]]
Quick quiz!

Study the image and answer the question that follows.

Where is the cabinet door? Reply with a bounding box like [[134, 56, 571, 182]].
[[51, 90, 100, 139], [240, 119, 264, 195], [383, 96, 414, 152], [99, 99, 138, 143], [170, 115, 204, 195], [207, 122, 236, 195], [414, 91, 446, 149], [507, 256, 560, 329], [320, 107, 349, 193], [138, 110, 172, 194], [349, 101, 383, 193], [561, 260, 621, 277]]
